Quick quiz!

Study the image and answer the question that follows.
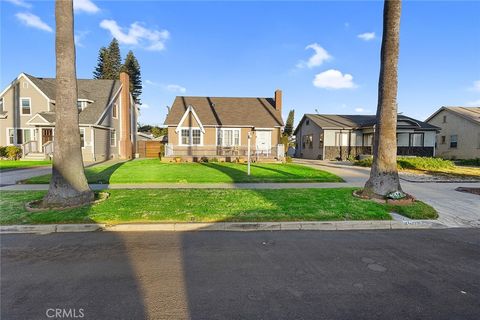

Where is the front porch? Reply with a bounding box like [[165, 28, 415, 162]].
[[19, 127, 54, 160], [163, 144, 285, 162]]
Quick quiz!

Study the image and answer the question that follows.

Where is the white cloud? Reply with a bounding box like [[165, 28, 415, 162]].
[[297, 43, 332, 69], [140, 103, 150, 109], [145, 80, 186, 93], [5, 0, 32, 8], [100, 19, 170, 51], [166, 84, 186, 93], [357, 32, 376, 41], [313, 69, 357, 89], [466, 99, 480, 106], [74, 0, 100, 13], [15, 12, 52, 32], [354, 107, 371, 113], [469, 80, 480, 92]]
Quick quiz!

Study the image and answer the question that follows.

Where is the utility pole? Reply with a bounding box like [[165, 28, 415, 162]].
[[247, 132, 251, 176]]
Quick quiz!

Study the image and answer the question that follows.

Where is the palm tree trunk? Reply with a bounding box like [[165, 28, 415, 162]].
[[42, 0, 93, 207], [363, 0, 403, 197]]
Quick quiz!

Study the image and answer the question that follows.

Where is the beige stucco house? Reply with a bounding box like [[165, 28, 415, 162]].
[[426, 106, 480, 160], [0, 72, 137, 162], [163, 90, 285, 161], [294, 114, 439, 160]]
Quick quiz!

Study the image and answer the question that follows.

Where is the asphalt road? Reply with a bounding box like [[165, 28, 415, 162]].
[[2, 229, 480, 320]]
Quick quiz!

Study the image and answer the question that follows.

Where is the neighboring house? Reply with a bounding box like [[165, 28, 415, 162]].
[[0, 72, 137, 161], [425, 106, 480, 160], [163, 90, 285, 161], [294, 114, 439, 160]]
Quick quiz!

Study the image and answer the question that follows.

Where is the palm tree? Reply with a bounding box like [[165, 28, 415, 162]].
[[42, 0, 93, 207], [362, 0, 403, 197]]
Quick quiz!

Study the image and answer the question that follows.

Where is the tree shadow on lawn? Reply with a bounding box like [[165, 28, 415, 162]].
[[86, 161, 127, 184], [199, 162, 318, 183]]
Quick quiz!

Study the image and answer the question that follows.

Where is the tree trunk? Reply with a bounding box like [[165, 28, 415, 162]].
[[363, 0, 403, 197], [42, 0, 94, 207]]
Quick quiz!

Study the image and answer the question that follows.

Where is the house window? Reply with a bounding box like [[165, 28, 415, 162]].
[[112, 103, 118, 119], [443, 115, 447, 123], [79, 128, 85, 148], [217, 129, 240, 146], [0, 97, 4, 112], [319, 133, 324, 148], [110, 129, 116, 147], [306, 119, 310, 125], [23, 82, 29, 89], [410, 133, 424, 147], [192, 129, 201, 145], [302, 135, 313, 149], [20, 98, 31, 115], [441, 136, 446, 144], [181, 129, 190, 145], [450, 135, 457, 148], [8, 129, 14, 144], [363, 133, 373, 147], [335, 132, 349, 147]]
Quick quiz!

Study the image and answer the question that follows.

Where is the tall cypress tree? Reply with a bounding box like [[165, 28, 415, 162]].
[[99, 38, 122, 80], [122, 50, 142, 103], [93, 47, 108, 79], [284, 109, 295, 136]]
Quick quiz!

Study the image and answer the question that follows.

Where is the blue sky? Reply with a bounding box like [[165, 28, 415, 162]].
[[1, 0, 479, 126]]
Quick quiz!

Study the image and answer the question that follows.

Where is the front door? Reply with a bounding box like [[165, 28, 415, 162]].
[[256, 130, 271, 155], [42, 128, 53, 148]]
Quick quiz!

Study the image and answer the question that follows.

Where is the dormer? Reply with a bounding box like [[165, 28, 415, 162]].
[[77, 99, 93, 111]]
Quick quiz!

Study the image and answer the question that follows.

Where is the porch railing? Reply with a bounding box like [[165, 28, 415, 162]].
[[21, 140, 37, 156], [164, 144, 286, 160], [43, 141, 54, 159]]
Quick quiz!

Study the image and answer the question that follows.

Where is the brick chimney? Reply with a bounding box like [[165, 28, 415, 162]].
[[119, 71, 132, 159], [274, 89, 282, 112]]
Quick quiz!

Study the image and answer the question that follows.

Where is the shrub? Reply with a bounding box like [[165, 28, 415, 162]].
[[199, 156, 209, 163], [6, 146, 22, 160], [354, 156, 455, 171], [285, 156, 293, 163], [0, 146, 7, 159], [354, 157, 373, 167], [456, 158, 480, 167]]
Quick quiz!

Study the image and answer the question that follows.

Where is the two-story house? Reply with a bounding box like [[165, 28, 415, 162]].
[[0, 72, 137, 161]]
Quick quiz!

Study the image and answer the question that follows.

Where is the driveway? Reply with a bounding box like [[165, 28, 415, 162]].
[[0, 167, 51, 186], [1, 230, 479, 320], [295, 159, 480, 228]]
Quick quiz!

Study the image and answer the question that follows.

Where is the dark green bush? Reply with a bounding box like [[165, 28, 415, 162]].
[[0, 146, 7, 158], [456, 158, 480, 167]]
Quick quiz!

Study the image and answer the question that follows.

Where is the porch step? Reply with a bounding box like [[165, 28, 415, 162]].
[[22, 153, 47, 161]]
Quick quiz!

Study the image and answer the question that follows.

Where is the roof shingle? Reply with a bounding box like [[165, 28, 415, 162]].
[[165, 96, 284, 127]]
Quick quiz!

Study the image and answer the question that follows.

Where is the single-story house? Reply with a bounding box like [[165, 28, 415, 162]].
[[0, 72, 137, 161], [163, 90, 285, 161], [425, 106, 480, 160], [294, 114, 439, 160]]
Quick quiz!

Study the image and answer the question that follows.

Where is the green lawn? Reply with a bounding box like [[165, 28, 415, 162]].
[[25, 159, 343, 184], [0, 188, 437, 225], [0, 160, 51, 171]]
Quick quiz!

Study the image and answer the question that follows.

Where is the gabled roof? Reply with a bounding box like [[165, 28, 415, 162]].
[[164, 96, 284, 127], [425, 106, 480, 125], [294, 114, 439, 135], [23, 74, 121, 125]]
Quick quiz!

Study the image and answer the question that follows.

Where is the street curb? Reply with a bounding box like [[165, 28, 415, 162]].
[[0, 220, 448, 234]]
